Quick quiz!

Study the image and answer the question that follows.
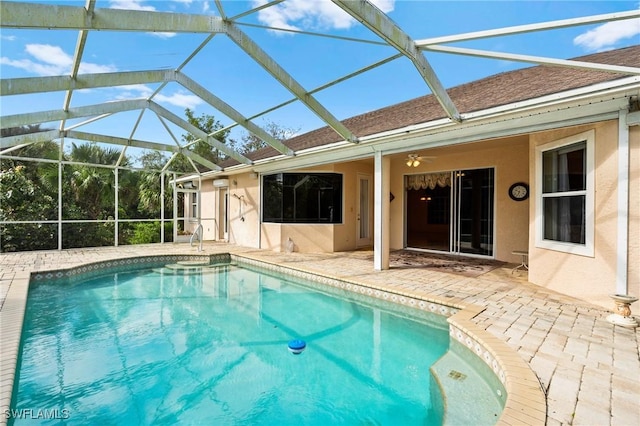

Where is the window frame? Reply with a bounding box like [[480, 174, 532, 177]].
[[261, 172, 344, 224], [189, 191, 198, 221], [535, 130, 595, 256]]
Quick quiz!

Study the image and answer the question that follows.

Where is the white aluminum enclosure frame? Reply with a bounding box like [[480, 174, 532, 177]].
[[2, 1, 638, 172], [1, 1, 639, 252]]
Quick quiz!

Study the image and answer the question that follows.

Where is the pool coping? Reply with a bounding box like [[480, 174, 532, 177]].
[[0, 252, 546, 425]]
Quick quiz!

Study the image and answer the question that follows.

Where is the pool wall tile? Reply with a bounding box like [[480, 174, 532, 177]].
[[233, 255, 459, 319], [30, 254, 230, 285]]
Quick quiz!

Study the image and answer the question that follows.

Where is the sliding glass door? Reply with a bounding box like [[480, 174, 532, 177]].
[[406, 168, 494, 257], [453, 168, 494, 256]]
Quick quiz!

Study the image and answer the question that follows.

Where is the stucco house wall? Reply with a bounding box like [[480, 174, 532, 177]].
[[188, 46, 639, 309], [527, 121, 635, 308], [228, 173, 261, 248], [199, 186, 217, 241], [388, 135, 530, 263]]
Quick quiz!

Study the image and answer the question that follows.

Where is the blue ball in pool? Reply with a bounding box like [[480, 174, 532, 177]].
[[288, 339, 306, 355]]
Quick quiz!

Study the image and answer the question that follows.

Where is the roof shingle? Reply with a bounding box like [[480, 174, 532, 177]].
[[232, 45, 640, 165]]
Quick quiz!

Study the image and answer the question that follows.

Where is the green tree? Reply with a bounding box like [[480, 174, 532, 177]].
[[240, 120, 299, 154], [1, 124, 48, 138], [59, 143, 124, 248], [137, 150, 174, 217], [0, 165, 57, 251], [0, 132, 60, 252], [171, 108, 235, 173], [65, 143, 122, 220]]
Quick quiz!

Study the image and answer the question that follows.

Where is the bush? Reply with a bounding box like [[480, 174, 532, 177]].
[[130, 222, 161, 244]]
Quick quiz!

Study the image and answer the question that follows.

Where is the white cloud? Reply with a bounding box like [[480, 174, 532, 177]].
[[109, 1, 180, 38], [0, 57, 60, 76], [202, 1, 210, 13], [119, 84, 154, 97], [150, 32, 178, 39], [1, 44, 116, 76], [1, 35, 17, 41], [2, 42, 202, 109], [26, 44, 72, 68], [109, 0, 156, 11], [252, 0, 395, 32], [117, 85, 203, 109], [155, 92, 204, 109], [574, 18, 640, 51]]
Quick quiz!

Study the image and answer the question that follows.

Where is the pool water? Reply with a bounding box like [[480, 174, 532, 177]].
[[11, 263, 450, 425]]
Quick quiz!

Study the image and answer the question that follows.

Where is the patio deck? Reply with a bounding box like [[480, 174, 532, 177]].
[[1, 243, 638, 425]]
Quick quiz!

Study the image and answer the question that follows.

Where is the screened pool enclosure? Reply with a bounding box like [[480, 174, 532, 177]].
[[2, 1, 638, 252]]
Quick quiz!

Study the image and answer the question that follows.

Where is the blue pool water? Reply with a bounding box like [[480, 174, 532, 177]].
[[11, 263, 451, 425]]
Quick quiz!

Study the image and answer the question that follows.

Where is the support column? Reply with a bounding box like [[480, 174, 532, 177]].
[[616, 109, 630, 294], [160, 171, 165, 244], [114, 168, 119, 246], [374, 150, 390, 270]]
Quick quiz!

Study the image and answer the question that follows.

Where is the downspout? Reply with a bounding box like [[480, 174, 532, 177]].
[[619, 104, 640, 295]]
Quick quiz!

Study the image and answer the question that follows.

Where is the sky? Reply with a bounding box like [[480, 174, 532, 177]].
[[1, 0, 639, 164]]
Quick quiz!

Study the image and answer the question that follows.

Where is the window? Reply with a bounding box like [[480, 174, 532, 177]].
[[189, 192, 198, 220], [262, 173, 343, 223], [536, 130, 594, 256]]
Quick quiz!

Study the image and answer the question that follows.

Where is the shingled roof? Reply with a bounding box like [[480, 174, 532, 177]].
[[230, 45, 640, 165]]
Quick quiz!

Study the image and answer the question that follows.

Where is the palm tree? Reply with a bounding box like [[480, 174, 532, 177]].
[[65, 142, 122, 220]]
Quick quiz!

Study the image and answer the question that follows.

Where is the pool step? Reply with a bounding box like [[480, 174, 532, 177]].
[[176, 260, 211, 267], [155, 262, 228, 276], [430, 341, 505, 425], [164, 261, 210, 271]]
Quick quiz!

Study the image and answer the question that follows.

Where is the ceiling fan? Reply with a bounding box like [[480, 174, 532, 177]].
[[405, 153, 436, 167]]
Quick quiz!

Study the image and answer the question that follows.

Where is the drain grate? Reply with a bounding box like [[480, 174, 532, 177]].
[[448, 370, 467, 381]]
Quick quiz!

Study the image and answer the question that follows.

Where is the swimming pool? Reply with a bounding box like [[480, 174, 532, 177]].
[[9, 256, 504, 425]]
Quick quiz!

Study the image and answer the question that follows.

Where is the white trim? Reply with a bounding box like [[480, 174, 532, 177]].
[[190, 84, 639, 180], [248, 91, 634, 175], [356, 173, 373, 248], [535, 130, 595, 256]]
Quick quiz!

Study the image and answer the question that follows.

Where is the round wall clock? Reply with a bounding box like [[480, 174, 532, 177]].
[[508, 182, 529, 201]]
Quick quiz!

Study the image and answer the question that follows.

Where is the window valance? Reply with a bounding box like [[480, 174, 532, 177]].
[[406, 173, 451, 190]]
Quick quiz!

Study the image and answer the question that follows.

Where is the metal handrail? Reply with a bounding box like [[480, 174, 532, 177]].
[[190, 223, 203, 252]]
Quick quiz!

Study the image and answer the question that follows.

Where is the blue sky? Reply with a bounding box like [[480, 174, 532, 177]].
[[1, 0, 639, 162]]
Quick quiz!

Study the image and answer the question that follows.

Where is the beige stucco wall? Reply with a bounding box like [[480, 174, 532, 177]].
[[259, 165, 338, 252], [200, 185, 217, 240], [388, 136, 530, 263], [333, 160, 374, 251], [228, 173, 261, 248], [198, 117, 638, 309], [258, 160, 375, 253], [198, 172, 261, 247], [528, 121, 635, 308]]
